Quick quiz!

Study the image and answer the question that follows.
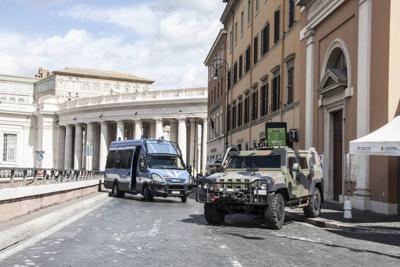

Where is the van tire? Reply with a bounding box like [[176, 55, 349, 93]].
[[264, 193, 285, 229], [112, 182, 125, 198], [204, 203, 225, 225], [303, 187, 321, 218], [143, 185, 153, 201], [181, 196, 187, 203]]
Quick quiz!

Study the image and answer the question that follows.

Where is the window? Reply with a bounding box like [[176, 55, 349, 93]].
[[239, 55, 243, 79], [232, 104, 237, 129], [260, 82, 269, 116], [234, 62, 238, 84], [105, 150, 118, 169], [272, 72, 281, 111], [255, 0, 259, 14], [253, 36, 258, 64], [227, 106, 231, 131], [287, 58, 294, 105], [274, 10, 280, 44], [238, 100, 243, 127], [262, 24, 270, 55], [247, 0, 251, 24], [289, 0, 295, 29], [235, 22, 238, 43], [244, 95, 250, 124], [241, 11, 244, 35], [227, 71, 231, 89], [251, 90, 259, 121], [229, 31, 233, 51], [245, 46, 251, 72], [120, 150, 134, 169], [3, 134, 17, 162]]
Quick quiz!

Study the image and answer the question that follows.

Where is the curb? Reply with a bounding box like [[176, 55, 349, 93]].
[[285, 211, 400, 234], [0, 193, 109, 252]]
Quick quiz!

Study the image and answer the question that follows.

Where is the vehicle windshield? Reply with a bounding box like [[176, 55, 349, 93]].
[[147, 141, 180, 155], [149, 155, 185, 170], [227, 155, 281, 169]]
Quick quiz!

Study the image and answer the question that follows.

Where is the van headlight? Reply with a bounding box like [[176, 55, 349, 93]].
[[152, 173, 164, 183]]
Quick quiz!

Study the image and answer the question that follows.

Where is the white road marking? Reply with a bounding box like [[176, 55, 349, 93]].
[[148, 219, 161, 237]]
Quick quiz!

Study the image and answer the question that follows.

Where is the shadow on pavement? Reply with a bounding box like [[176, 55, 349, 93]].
[[326, 228, 400, 247], [121, 194, 184, 204]]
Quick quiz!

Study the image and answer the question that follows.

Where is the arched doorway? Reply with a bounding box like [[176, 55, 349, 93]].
[[319, 40, 351, 202]]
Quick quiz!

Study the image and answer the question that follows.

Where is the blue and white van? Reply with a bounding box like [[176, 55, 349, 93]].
[[104, 138, 194, 202]]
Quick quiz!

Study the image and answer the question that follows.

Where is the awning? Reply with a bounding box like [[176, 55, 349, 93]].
[[350, 116, 400, 156]]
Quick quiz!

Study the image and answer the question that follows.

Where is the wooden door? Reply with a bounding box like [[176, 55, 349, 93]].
[[333, 110, 343, 201]]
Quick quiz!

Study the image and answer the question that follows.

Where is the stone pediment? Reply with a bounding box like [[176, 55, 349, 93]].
[[319, 68, 347, 96]]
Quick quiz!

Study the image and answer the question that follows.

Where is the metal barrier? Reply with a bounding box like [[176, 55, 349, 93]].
[[0, 167, 104, 188]]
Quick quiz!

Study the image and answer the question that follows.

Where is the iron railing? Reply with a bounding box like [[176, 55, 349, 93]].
[[0, 167, 104, 188]]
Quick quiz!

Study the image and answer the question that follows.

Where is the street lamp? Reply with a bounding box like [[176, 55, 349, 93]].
[[211, 58, 230, 150]]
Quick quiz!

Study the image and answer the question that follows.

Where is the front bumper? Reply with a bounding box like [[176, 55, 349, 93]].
[[149, 183, 194, 198]]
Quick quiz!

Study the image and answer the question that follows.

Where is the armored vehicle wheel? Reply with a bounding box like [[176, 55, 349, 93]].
[[303, 187, 321, 218], [264, 193, 285, 229], [112, 182, 125, 198], [204, 203, 225, 225], [181, 196, 187, 203], [143, 185, 154, 201]]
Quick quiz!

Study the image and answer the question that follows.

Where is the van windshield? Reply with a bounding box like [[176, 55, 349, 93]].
[[147, 141, 180, 155], [149, 155, 185, 170], [227, 155, 281, 169]]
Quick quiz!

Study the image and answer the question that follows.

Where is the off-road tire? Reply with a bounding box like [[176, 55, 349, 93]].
[[303, 187, 321, 218], [112, 182, 125, 198], [181, 196, 187, 203], [264, 193, 285, 229], [204, 203, 225, 225], [143, 185, 154, 201]]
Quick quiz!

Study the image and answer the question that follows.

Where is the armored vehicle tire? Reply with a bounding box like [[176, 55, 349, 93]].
[[143, 185, 154, 201], [303, 187, 321, 218], [181, 196, 187, 203], [204, 203, 225, 225], [112, 182, 125, 198], [264, 193, 285, 229]]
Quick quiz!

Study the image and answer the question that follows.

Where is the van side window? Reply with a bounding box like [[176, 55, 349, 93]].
[[120, 149, 134, 169], [106, 151, 116, 169], [114, 151, 121, 169]]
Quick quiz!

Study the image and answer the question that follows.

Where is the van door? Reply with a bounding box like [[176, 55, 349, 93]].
[[130, 146, 141, 191]]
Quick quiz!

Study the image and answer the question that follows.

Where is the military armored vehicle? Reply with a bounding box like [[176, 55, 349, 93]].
[[196, 146, 323, 229]]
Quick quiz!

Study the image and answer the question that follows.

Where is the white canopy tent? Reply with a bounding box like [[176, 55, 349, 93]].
[[350, 116, 400, 156]]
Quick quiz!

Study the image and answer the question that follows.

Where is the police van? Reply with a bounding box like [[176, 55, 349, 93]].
[[104, 138, 193, 202]]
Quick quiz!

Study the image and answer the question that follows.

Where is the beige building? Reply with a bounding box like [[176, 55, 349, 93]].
[[299, 0, 400, 214]]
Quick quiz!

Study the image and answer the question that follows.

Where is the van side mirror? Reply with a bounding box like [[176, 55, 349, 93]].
[[292, 163, 300, 172], [186, 165, 192, 174], [139, 160, 146, 171]]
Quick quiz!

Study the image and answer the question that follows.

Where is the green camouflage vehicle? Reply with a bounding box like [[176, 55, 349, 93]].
[[196, 146, 323, 229]]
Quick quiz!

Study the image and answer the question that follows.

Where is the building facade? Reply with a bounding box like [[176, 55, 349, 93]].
[[221, 0, 303, 151], [0, 68, 208, 174], [205, 30, 227, 164], [298, 0, 400, 214]]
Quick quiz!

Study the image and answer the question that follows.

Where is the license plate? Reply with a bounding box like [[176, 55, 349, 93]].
[[172, 191, 181, 195], [254, 189, 267, 195]]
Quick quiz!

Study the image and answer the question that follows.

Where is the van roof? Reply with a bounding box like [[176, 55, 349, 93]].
[[109, 138, 178, 151]]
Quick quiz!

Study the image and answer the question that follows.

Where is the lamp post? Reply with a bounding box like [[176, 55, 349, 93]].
[[211, 58, 230, 151]]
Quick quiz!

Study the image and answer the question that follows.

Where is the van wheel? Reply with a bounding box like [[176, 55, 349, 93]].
[[264, 193, 285, 229], [181, 196, 187, 203], [204, 203, 225, 225], [303, 187, 321, 218], [112, 182, 125, 198], [143, 185, 153, 201]]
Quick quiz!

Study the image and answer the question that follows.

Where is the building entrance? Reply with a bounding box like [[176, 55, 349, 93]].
[[332, 110, 343, 201]]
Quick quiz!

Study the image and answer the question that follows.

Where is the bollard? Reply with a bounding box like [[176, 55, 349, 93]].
[[343, 199, 352, 219], [98, 179, 102, 192]]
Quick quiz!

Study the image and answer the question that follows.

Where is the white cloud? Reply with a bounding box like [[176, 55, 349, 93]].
[[0, 1, 225, 89]]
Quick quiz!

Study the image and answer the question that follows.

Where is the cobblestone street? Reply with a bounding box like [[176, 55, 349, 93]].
[[1, 195, 399, 267]]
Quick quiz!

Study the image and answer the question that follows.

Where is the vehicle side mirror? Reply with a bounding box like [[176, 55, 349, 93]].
[[292, 163, 300, 172], [186, 165, 192, 174], [139, 160, 146, 171]]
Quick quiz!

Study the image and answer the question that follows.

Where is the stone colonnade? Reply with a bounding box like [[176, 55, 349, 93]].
[[57, 118, 207, 174]]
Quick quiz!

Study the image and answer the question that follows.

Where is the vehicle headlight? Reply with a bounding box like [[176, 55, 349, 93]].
[[152, 173, 164, 183], [260, 183, 267, 190]]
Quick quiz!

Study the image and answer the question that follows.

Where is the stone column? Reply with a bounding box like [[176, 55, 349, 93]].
[[57, 126, 66, 169], [134, 120, 143, 139], [189, 119, 196, 171], [155, 118, 163, 139], [86, 123, 94, 171], [354, 0, 372, 210], [178, 117, 187, 164], [201, 118, 208, 174], [170, 120, 178, 142], [64, 125, 73, 170], [149, 121, 155, 138], [74, 124, 83, 170], [116, 121, 124, 141], [99, 122, 109, 171], [92, 124, 100, 170], [305, 30, 315, 149]]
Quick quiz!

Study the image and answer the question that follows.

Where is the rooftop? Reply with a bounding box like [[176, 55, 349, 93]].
[[52, 68, 154, 84]]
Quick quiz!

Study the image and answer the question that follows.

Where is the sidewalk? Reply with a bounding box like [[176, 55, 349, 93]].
[[286, 201, 400, 233]]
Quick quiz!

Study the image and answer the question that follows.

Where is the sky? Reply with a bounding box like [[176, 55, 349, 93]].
[[0, 0, 225, 89]]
